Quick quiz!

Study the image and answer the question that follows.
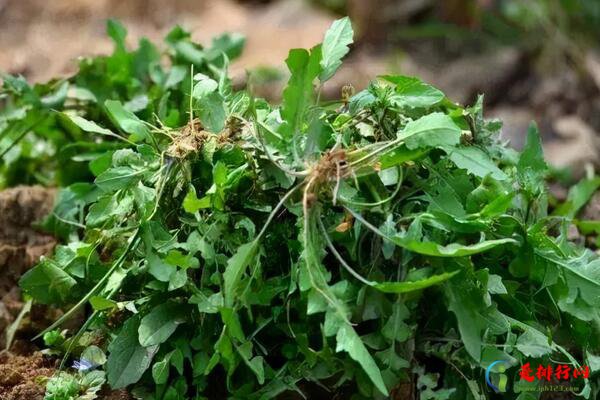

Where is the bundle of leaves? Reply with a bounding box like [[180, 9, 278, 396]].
[[6, 18, 600, 400]]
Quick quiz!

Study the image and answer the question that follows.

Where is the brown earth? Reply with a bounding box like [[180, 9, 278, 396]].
[[0, 351, 56, 400], [0, 187, 59, 399], [0, 186, 57, 347]]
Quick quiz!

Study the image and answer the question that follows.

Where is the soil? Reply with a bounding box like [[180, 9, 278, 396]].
[[0, 186, 56, 288], [0, 186, 57, 345], [0, 187, 57, 398], [0, 351, 56, 400]]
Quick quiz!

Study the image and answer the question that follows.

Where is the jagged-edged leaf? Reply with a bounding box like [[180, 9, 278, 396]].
[[223, 241, 259, 307], [320, 17, 353, 82], [336, 324, 388, 396], [445, 146, 507, 180], [279, 47, 322, 139], [517, 122, 547, 195]]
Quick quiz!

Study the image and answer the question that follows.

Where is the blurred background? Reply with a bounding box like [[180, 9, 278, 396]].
[[1, 0, 600, 173]]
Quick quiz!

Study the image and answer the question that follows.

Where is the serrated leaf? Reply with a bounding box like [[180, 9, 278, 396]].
[[223, 241, 259, 307], [319, 17, 353, 82], [350, 208, 516, 257], [336, 324, 388, 396], [279, 47, 322, 139], [445, 146, 507, 180], [517, 122, 547, 195]]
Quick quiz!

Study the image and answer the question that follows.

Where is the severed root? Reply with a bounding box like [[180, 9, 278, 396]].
[[167, 118, 209, 159], [167, 117, 245, 158], [303, 149, 350, 211]]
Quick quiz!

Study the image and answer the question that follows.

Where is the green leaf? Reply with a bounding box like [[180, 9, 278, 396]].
[[152, 354, 171, 385], [445, 146, 507, 180], [236, 341, 265, 384], [349, 208, 516, 257], [399, 112, 461, 150], [446, 278, 487, 362], [95, 166, 142, 192], [223, 241, 259, 307], [554, 176, 600, 218], [374, 271, 459, 293], [89, 296, 117, 311], [64, 114, 124, 141], [82, 345, 107, 366], [183, 187, 211, 213], [105, 100, 150, 142], [279, 47, 322, 139], [393, 236, 516, 257], [319, 17, 353, 82], [168, 269, 188, 291], [107, 317, 158, 389], [378, 145, 429, 169], [19, 259, 77, 305], [147, 251, 174, 282], [107, 19, 127, 52], [336, 324, 388, 396], [207, 33, 246, 61], [517, 122, 547, 195], [138, 302, 186, 346], [516, 329, 553, 358], [192, 74, 226, 133], [540, 250, 600, 307], [383, 75, 445, 108]]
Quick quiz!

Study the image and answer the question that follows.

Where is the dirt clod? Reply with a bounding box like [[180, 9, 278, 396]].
[[0, 351, 56, 400], [0, 186, 56, 296]]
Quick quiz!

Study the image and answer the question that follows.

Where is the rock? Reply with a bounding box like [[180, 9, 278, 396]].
[[544, 116, 599, 174], [585, 52, 600, 91]]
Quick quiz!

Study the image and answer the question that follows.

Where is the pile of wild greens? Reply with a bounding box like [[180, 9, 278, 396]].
[[2, 17, 599, 400]]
